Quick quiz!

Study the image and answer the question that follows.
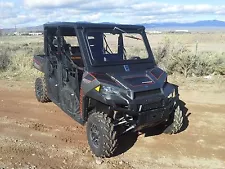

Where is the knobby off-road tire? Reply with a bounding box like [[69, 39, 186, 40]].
[[163, 105, 183, 134], [35, 77, 51, 103], [87, 112, 118, 158]]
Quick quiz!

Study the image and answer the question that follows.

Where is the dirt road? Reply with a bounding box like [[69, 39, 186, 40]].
[[0, 80, 224, 169]]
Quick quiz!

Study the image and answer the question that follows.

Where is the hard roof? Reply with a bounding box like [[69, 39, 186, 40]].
[[44, 22, 145, 30]]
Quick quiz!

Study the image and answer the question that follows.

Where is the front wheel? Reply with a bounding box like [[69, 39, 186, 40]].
[[163, 105, 183, 134], [87, 112, 118, 157], [35, 77, 51, 103]]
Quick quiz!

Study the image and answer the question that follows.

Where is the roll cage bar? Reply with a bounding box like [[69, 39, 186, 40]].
[[44, 26, 84, 71]]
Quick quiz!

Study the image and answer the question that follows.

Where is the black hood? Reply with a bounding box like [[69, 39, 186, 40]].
[[111, 67, 167, 92], [93, 67, 167, 92]]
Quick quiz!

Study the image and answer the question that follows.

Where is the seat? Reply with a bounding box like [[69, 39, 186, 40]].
[[70, 46, 84, 67], [71, 46, 80, 55], [64, 44, 71, 54], [70, 46, 83, 82]]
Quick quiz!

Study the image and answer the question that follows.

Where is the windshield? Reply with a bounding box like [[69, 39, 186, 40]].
[[86, 28, 152, 65]]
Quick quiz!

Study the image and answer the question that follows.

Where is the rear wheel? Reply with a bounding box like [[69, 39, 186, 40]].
[[87, 111, 118, 157], [35, 77, 51, 103], [163, 105, 183, 134]]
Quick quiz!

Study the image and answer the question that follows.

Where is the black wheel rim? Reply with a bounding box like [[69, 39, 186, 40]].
[[90, 123, 100, 148]]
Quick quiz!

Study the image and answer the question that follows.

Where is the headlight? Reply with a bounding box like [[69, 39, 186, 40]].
[[101, 86, 120, 95]]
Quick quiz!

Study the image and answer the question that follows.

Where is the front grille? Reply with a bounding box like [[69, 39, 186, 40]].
[[142, 101, 162, 111], [134, 89, 161, 98]]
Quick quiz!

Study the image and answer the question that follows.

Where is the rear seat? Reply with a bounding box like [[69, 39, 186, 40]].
[[70, 46, 84, 67]]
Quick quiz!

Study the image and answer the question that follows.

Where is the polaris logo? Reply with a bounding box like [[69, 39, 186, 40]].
[[123, 65, 130, 72]]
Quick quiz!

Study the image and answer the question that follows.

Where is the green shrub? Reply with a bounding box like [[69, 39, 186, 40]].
[[0, 47, 10, 70], [214, 52, 225, 75], [0, 42, 43, 80], [172, 48, 196, 78], [153, 38, 225, 77]]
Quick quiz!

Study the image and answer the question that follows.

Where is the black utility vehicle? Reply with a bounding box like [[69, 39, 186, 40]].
[[33, 22, 183, 157]]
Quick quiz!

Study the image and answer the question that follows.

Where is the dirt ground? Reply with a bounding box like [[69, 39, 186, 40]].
[[0, 80, 225, 169]]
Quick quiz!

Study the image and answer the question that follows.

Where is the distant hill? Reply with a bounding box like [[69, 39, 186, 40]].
[[2, 25, 43, 34], [143, 20, 225, 28], [2, 20, 225, 34]]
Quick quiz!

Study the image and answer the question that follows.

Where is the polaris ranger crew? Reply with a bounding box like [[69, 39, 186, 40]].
[[33, 22, 183, 157]]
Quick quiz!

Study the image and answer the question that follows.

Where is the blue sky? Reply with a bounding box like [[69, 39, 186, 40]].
[[0, 0, 225, 28]]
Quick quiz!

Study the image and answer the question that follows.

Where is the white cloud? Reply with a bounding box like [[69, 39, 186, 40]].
[[23, 0, 83, 8], [0, 1, 14, 8], [23, 0, 134, 9], [80, 13, 102, 22], [131, 3, 225, 15], [0, 1, 17, 23], [1, 1, 225, 28]]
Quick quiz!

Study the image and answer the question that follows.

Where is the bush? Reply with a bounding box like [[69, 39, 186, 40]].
[[214, 52, 225, 75], [172, 48, 196, 78], [154, 37, 171, 65], [193, 52, 216, 76], [153, 38, 196, 77], [0, 41, 43, 80], [0, 47, 10, 70], [153, 38, 225, 77]]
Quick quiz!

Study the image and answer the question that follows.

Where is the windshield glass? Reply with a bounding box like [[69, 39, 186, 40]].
[[86, 28, 152, 65]]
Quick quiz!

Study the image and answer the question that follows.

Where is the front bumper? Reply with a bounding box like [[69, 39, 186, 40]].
[[112, 94, 178, 131], [136, 97, 176, 130], [103, 82, 179, 130]]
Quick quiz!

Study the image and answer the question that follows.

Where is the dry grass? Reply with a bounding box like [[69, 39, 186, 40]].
[[0, 32, 225, 81], [152, 35, 225, 77], [0, 36, 43, 80], [147, 32, 225, 53]]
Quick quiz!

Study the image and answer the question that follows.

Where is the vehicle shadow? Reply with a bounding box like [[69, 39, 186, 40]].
[[112, 132, 138, 157], [141, 99, 190, 137]]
